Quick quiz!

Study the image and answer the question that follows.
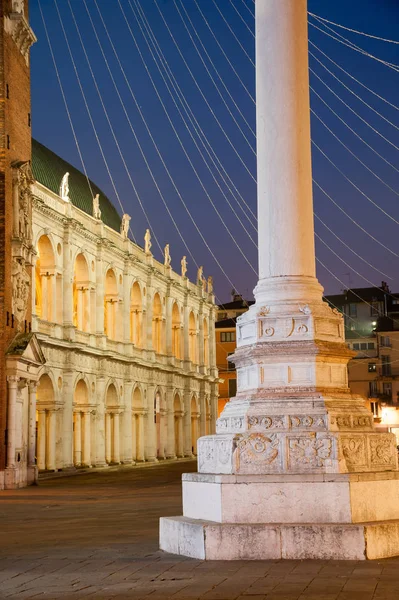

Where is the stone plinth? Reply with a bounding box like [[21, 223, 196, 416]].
[[160, 517, 399, 561]]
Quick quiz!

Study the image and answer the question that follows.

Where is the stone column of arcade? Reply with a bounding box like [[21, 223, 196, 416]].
[[160, 0, 399, 561]]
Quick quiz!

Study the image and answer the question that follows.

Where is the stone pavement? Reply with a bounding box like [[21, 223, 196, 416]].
[[1, 461, 399, 599]]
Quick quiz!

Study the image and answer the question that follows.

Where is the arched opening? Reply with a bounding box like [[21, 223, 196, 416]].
[[105, 383, 121, 464], [35, 235, 59, 322], [189, 312, 198, 364], [130, 282, 143, 347], [174, 393, 183, 457], [104, 269, 118, 340], [152, 293, 164, 353], [132, 386, 144, 461], [172, 302, 182, 359], [36, 373, 57, 471], [203, 318, 209, 366], [191, 395, 199, 455], [73, 379, 93, 467], [73, 254, 91, 332]]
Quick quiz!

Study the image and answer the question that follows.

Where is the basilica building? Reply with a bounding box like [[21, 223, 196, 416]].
[[28, 139, 218, 477], [0, 0, 217, 490]]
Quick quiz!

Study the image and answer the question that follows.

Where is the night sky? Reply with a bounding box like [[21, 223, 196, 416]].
[[29, 0, 399, 304]]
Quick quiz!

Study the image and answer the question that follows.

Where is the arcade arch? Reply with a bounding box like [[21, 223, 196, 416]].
[[130, 282, 143, 347], [73, 254, 91, 332], [35, 235, 61, 322], [105, 383, 121, 464], [172, 302, 182, 359], [73, 378, 93, 467], [36, 373, 57, 471], [152, 293, 164, 354], [104, 269, 119, 340]]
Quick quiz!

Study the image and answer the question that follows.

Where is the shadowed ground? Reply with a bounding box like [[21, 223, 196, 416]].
[[0, 461, 399, 599]]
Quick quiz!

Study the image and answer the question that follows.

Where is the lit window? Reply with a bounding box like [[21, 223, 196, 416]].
[[220, 331, 236, 343], [368, 363, 376, 373]]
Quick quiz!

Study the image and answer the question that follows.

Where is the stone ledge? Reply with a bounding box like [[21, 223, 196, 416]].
[[182, 476, 399, 525], [183, 471, 399, 484], [160, 516, 399, 560]]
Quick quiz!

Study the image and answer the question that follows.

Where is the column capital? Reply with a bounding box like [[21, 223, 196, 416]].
[[7, 375, 20, 386]]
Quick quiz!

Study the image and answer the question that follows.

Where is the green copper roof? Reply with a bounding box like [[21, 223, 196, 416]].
[[31, 138, 121, 232]]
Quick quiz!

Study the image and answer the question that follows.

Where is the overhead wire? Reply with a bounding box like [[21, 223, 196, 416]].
[[124, 0, 258, 257], [309, 40, 399, 113], [309, 49, 399, 134], [52, 0, 138, 243], [239, 0, 255, 20], [193, 0, 255, 104], [228, 0, 254, 37], [132, 0, 257, 228], [112, 0, 258, 283], [308, 18, 399, 74], [309, 12, 399, 46], [313, 179, 399, 258], [311, 108, 399, 201], [65, 0, 159, 249], [175, 0, 256, 141], [314, 213, 393, 280], [312, 140, 399, 225], [37, 0, 95, 201], [211, 0, 255, 66], [153, 0, 257, 183], [310, 85, 399, 175], [310, 67, 399, 152]]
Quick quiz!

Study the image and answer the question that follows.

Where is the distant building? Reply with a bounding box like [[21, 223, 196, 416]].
[[215, 294, 253, 415], [216, 283, 399, 440]]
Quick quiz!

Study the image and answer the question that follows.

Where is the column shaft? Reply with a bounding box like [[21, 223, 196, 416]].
[[256, 0, 315, 281], [46, 410, 56, 471], [74, 411, 82, 466], [82, 411, 91, 466], [37, 410, 46, 470]]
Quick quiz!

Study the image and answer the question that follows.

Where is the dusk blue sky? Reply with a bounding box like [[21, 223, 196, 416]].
[[30, 0, 399, 303]]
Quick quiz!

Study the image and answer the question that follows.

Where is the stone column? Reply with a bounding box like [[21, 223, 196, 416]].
[[122, 383, 133, 463], [51, 275, 58, 323], [62, 372, 74, 469], [27, 382, 38, 471], [112, 413, 120, 464], [177, 415, 184, 458], [136, 413, 145, 461], [183, 391, 192, 457], [166, 297, 173, 357], [63, 224, 73, 326], [132, 413, 137, 461], [198, 307, 204, 369], [37, 409, 46, 471], [145, 384, 157, 462], [183, 304, 190, 363], [123, 272, 131, 343], [46, 410, 57, 471], [96, 246, 105, 335], [105, 412, 111, 463], [146, 282, 153, 351], [165, 388, 176, 459], [82, 410, 91, 467], [256, 0, 315, 292], [73, 411, 82, 466], [6, 376, 19, 468], [94, 377, 106, 466], [199, 388, 206, 437]]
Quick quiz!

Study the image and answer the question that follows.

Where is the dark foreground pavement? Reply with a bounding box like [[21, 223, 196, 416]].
[[1, 461, 399, 600]]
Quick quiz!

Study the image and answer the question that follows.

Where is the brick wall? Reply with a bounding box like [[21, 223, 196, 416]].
[[0, 0, 32, 470]]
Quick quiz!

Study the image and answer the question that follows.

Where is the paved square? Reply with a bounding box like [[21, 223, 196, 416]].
[[1, 461, 399, 599]]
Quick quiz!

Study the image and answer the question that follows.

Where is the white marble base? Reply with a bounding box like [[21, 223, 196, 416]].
[[160, 516, 399, 560], [182, 472, 399, 524]]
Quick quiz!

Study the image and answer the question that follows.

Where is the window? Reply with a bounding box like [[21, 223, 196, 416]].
[[220, 331, 236, 343], [367, 343, 375, 350], [383, 383, 392, 398], [370, 300, 380, 317], [382, 355, 392, 377], [369, 381, 378, 397], [349, 303, 357, 317], [368, 363, 377, 373], [360, 343, 367, 351], [228, 378, 237, 398], [380, 336, 391, 347], [353, 343, 360, 350], [227, 353, 235, 371], [392, 299, 399, 305]]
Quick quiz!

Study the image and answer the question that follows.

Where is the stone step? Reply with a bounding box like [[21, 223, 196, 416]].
[[160, 516, 399, 561]]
